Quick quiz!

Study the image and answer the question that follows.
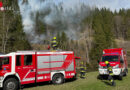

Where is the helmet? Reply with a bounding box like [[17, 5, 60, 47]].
[[105, 61, 109, 65], [53, 37, 56, 40]]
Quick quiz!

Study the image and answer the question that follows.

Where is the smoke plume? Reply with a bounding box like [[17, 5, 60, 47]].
[[18, 0, 130, 43], [18, 0, 93, 43]]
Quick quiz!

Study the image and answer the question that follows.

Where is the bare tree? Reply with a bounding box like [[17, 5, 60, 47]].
[[0, 10, 13, 53], [22, 0, 28, 4]]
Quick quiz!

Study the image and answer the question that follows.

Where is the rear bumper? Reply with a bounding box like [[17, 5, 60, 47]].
[[99, 68, 121, 75]]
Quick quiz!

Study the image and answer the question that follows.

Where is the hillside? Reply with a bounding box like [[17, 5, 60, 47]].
[[115, 39, 130, 66], [0, 0, 130, 71], [23, 69, 130, 90]]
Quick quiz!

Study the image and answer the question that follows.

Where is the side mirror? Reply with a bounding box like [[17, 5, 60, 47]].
[[74, 57, 80, 59], [120, 60, 124, 63]]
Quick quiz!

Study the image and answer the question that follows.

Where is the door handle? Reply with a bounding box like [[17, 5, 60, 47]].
[[30, 69, 34, 72], [17, 68, 21, 69]]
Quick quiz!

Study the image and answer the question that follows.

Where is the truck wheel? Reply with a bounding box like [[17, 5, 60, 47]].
[[118, 75, 123, 80], [3, 78, 19, 90], [52, 74, 64, 84], [97, 75, 103, 80]]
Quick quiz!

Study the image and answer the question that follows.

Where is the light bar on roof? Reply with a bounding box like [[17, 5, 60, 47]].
[[103, 52, 119, 54]]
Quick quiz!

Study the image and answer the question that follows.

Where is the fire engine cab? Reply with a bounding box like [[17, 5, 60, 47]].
[[98, 48, 128, 80], [0, 51, 77, 90]]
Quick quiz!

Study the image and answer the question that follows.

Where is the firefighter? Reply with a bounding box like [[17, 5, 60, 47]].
[[105, 61, 116, 86], [80, 62, 86, 79], [51, 37, 58, 50]]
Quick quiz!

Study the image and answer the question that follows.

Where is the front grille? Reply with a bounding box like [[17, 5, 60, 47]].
[[103, 66, 107, 69]]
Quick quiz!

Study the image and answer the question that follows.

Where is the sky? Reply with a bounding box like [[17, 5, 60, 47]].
[[19, 0, 130, 27], [19, 0, 130, 12], [54, 0, 130, 12]]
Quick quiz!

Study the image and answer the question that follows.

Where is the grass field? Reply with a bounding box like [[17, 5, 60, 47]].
[[24, 69, 130, 90]]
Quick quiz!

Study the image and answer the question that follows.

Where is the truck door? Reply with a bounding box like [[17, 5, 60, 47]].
[[22, 55, 36, 84], [120, 56, 125, 71], [16, 55, 23, 81]]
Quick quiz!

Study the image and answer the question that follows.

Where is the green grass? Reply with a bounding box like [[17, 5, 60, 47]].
[[24, 69, 130, 90]]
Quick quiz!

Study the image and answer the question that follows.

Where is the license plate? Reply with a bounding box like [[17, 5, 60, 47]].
[[103, 70, 108, 74]]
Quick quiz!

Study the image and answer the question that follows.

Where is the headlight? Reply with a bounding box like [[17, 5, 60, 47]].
[[113, 64, 119, 69], [0, 77, 3, 80], [99, 65, 103, 68]]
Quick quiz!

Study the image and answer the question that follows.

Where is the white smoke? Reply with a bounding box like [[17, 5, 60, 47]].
[[18, 0, 94, 43], [18, 0, 130, 43]]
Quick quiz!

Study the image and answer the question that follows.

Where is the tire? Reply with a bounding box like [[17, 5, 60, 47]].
[[97, 75, 103, 80], [3, 78, 19, 90], [118, 75, 123, 80], [52, 74, 64, 84]]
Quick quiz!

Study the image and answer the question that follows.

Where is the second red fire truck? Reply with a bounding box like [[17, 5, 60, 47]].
[[0, 51, 77, 90], [98, 48, 128, 80]]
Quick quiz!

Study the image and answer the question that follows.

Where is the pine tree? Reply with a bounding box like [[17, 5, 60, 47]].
[[89, 8, 115, 63], [56, 32, 68, 50]]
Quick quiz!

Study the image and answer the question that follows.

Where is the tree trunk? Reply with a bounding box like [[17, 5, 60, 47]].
[[2, 12, 5, 53], [3, 26, 9, 53]]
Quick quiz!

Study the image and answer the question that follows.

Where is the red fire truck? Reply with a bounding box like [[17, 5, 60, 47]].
[[98, 48, 128, 80], [0, 51, 77, 90]]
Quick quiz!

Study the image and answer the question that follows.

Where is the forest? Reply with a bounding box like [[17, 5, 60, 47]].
[[0, 0, 130, 70]]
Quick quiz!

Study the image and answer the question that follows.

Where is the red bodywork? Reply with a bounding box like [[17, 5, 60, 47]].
[[14, 51, 76, 85], [15, 54, 36, 84], [99, 48, 128, 69], [0, 51, 77, 86], [0, 2, 3, 7], [0, 56, 12, 76]]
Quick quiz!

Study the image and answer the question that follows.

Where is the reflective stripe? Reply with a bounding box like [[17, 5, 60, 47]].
[[53, 45, 57, 46], [108, 67, 112, 70], [82, 76, 86, 77], [52, 41, 57, 43], [81, 71, 85, 72], [52, 40, 57, 43], [80, 67, 86, 69], [110, 73, 113, 75], [22, 78, 35, 82], [51, 39, 58, 47], [110, 80, 113, 82], [22, 70, 35, 82]]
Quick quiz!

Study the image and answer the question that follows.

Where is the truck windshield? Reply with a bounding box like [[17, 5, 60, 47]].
[[0, 57, 9, 65], [0, 58, 2, 70], [102, 55, 119, 62]]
